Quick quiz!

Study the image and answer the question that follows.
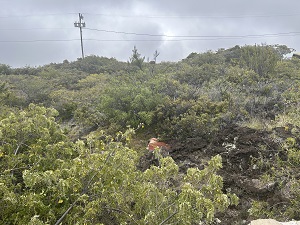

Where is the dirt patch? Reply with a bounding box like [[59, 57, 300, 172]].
[[138, 124, 299, 224]]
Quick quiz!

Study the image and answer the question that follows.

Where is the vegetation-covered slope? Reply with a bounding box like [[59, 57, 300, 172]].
[[0, 44, 300, 224]]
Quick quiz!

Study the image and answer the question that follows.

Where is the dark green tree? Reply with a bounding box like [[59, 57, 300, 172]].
[[129, 46, 145, 70], [0, 64, 11, 75], [239, 44, 281, 77]]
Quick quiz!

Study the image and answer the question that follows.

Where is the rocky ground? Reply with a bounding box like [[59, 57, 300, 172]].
[[139, 124, 300, 224]]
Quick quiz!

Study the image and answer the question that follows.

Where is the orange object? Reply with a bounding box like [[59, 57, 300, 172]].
[[147, 138, 170, 151]]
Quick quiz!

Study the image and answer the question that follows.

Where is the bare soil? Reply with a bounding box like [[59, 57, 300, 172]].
[[138, 124, 300, 224]]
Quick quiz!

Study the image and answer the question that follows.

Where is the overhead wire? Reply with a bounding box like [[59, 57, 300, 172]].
[[0, 13, 77, 19], [84, 27, 300, 39], [0, 27, 73, 31], [2, 26, 300, 43], [2, 26, 300, 39], [83, 12, 300, 19], [1, 12, 300, 19], [1, 12, 300, 43], [1, 33, 300, 43], [0, 39, 80, 43]]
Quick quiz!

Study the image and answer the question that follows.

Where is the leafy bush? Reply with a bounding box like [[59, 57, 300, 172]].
[[249, 137, 300, 221], [0, 105, 238, 224], [154, 96, 228, 140]]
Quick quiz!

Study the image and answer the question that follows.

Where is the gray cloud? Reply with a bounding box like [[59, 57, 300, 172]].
[[1, 0, 300, 67]]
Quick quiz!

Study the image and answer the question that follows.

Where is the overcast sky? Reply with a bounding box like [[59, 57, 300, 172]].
[[1, 0, 300, 68]]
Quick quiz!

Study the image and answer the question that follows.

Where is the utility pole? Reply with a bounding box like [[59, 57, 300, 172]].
[[74, 13, 85, 59]]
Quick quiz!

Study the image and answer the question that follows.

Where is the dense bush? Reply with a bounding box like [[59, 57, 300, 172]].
[[0, 104, 238, 224]]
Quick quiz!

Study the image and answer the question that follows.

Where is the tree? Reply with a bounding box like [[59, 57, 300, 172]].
[[129, 46, 145, 70], [273, 44, 294, 58], [153, 50, 160, 63], [0, 64, 11, 75], [239, 44, 281, 77]]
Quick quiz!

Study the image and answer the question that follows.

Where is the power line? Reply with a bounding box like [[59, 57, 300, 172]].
[[1, 12, 300, 20], [85, 27, 300, 39], [2, 23, 300, 40], [1, 31, 300, 43], [2, 26, 300, 40], [85, 28, 164, 37], [0, 13, 77, 19], [83, 33, 300, 42], [2, 20, 300, 43], [84, 12, 300, 19], [2, 26, 300, 39], [0, 27, 73, 31], [0, 39, 79, 43]]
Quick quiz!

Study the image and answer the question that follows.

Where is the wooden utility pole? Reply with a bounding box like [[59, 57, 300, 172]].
[[74, 13, 85, 59]]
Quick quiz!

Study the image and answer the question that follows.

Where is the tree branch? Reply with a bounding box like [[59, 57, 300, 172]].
[[103, 207, 139, 225], [159, 210, 178, 225], [54, 199, 79, 225], [14, 143, 21, 155]]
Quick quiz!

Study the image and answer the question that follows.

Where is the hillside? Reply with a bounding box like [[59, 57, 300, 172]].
[[0, 44, 300, 224]]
